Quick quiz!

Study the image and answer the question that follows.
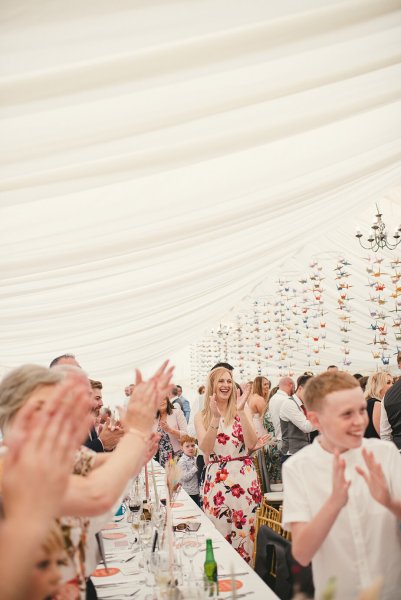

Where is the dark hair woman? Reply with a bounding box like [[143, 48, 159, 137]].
[[156, 396, 188, 466]]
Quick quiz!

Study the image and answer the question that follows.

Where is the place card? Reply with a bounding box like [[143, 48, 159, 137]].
[[218, 579, 243, 592]]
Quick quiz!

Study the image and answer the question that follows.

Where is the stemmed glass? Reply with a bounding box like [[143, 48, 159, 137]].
[[149, 550, 171, 600], [128, 489, 143, 549], [138, 519, 154, 569], [181, 530, 199, 580], [151, 501, 166, 529]]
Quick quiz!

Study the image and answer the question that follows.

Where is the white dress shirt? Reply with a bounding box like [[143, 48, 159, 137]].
[[268, 389, 289, 446], [282, 437, 401, 600], [280, 394, 316, 453]]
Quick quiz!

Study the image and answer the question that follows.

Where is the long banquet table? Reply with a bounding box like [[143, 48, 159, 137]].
[[92, 463, 279, 599]]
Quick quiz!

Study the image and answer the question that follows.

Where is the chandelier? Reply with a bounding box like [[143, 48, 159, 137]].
[[355, 204, 401, 252]]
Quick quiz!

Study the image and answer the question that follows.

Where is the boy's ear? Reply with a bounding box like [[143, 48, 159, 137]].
[[307, 410, 321, 431]]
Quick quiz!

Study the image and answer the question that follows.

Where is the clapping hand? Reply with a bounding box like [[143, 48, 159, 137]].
[[332, 449, 350, 508], [355, 447, 391, 508], [237, 382, 251, 412], [143, 432, 161, 465], [252, 433, 272, 452], [124, 360, 175, 436], [209, 393, 222, 418], [99, 418, 124, 450], [159, 419, 171, 433]]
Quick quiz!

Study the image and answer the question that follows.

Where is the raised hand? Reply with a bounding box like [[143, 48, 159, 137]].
[[99, 424, 124, 451], [159, 418, 171, 433], [332, 449, 350, 508], [143, 432, 161, 465], [150, 360, 175, 400], [252, 433, 272, 451], [209, 394, 221, 418], [355, 447, 391, 508], [237, 382, 251, 412], [125, 361, 175, 436]]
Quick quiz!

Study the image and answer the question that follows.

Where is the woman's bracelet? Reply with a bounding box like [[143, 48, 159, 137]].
[[127, 427, 149, 443], [209, 424, 219, 430]]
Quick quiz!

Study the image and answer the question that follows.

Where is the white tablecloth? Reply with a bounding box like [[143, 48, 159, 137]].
[[92, 464, 279, 599]]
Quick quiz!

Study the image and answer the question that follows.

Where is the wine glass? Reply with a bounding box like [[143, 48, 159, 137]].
[[150, 551, 171, 600], [128, 491, 143, 548], [151, 501, 166, 528], [181, 530, 199, 579], [138, 519, 154, 568], [139, 519, 154, 547]]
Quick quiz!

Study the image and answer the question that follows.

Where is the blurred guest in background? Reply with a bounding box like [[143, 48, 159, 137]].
[[248, 376, 270, 437], [155, 396, 187, 466], [364, 371, 393, 438]]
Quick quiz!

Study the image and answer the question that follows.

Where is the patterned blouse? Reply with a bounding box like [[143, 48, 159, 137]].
[[56, 446, 96, 600]]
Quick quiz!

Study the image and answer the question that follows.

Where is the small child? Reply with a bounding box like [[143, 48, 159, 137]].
[[28, 522, 69, 600], [282, 371, 401, 600], [178, 435, 201, 506]]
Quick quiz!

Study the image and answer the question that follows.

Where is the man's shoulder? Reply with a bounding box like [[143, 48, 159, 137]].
[[279, 396, 293, 414], [269, 395, 280, 408]]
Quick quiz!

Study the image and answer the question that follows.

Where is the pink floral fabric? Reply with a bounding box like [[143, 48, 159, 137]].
[[203, 415, 262, 563]]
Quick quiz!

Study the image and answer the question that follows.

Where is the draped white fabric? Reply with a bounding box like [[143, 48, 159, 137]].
[[1, 0, 401, 397]]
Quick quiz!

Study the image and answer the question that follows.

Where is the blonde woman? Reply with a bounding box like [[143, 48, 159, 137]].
[[195, 367, 261, 563], [248, 376, 270, 437], [364, 371, 393, 438]]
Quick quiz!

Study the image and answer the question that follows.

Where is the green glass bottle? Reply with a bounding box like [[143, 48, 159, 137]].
[[204, 538, 218, 596]]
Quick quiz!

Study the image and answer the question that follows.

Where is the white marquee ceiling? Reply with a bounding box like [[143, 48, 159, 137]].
[[1, 0, 401, 401]]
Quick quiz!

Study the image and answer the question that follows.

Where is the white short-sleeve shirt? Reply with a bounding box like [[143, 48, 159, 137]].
[[282, 437, 401, 600]]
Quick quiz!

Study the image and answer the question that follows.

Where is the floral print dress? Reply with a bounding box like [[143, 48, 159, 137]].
[[203, 415, 262, 563], [156, 421, 175, 467]]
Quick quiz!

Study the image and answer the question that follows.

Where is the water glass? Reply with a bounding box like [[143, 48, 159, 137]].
[[181, 530, 199, 579]]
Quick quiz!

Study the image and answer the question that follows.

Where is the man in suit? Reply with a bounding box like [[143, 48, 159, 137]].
[[50, 356, 123, 453], [85, 379, 123, 452]]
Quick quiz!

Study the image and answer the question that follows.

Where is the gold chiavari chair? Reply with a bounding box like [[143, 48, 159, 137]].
[[253, 505, 291, 566], [259, 498, 281, 521]]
